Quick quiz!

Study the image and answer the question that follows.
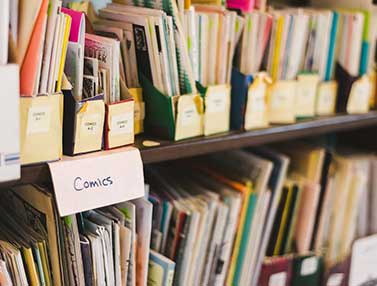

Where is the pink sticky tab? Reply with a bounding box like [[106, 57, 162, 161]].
[[61, 7, 84, 43], [227, 0, 255, 12]]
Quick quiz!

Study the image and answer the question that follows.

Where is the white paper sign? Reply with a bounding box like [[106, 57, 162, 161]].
[[349, 234, 377, 286], [301, 257, 318, 276], [48, 147, 144, 216], [27, 106, 51, 134], [111, 112, 133, 134], [269, 272, 287, 286]]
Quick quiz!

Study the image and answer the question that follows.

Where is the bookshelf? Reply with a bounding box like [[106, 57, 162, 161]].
[[2, 111, 377, 189]]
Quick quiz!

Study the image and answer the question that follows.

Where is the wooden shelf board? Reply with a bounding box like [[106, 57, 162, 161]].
[[1, 112, 377, 188]]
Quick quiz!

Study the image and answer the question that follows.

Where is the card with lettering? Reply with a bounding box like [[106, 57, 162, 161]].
[[48, 147, 144, 216], [258, 256, 293, 286], [20, 93, 63, 164]]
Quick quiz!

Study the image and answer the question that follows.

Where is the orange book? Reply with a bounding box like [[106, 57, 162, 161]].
[[20, 0, 49, 96]]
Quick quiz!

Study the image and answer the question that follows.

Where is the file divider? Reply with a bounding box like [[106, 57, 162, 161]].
[[141, 74, 204, 141], [196, 82, 231, 136], [104, 80, 135, 150], [20, 93, 63, 165], [62, 89, 105, 156]]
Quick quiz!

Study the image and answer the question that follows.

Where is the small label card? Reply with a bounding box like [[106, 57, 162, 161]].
[[301, 257, 318, 276], [269, 272, 287, 286], [48, 147, 144, 216], [27, 106, 51, 134]]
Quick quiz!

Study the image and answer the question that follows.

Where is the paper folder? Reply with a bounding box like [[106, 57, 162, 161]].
[[196, 82, 231, 136], [141, 74, 203, 141], [62, 89, 105, 156], [20, 93, 63, 165]]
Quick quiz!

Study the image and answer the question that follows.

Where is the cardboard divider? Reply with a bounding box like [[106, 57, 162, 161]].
[[104, 81, 135, 150], [230, 69, 269, 130], [62, 89, 105, 156], [20, 93, 63, 165], [196, 82, 231, 136], [141, 74, 203, 141], [258, 255, 293, 286]]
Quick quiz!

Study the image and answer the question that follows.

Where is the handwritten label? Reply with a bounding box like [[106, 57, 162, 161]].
[[269, 272, 287, 286], [270, 88, 291, 109], [181, 105, 197, 126], [27, 106, 51, 134], [111, 112, 133, 134], [80, 113, 101, 136], [301, 257, 318, 276], [48, 147, 144, 216], [327, 273, 344, 286], [249, 83, 267, 113]]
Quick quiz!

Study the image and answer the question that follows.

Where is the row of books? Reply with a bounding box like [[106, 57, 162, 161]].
[[1, 142, 377, 285], [0, 0, 376, 178]]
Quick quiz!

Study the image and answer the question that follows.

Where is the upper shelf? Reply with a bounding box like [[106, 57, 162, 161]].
[[2, 111, 377, 188]]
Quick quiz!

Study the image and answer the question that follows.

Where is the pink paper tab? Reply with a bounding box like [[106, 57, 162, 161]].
[[227, 0, 255, 12]]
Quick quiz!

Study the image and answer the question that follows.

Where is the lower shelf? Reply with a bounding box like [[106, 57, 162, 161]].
[[1, 112, 377, 188]]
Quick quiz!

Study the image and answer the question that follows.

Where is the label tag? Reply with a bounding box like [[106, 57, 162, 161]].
[[269, 272, 287, 286], [27, 106, 51, 134], [301, 257, 318, 276], [327, 273, 344, 286], [268, 81, 296, 124], [111, 112, 133, 134], [48, 147, 144, 216], [80, 113, 101, 136]]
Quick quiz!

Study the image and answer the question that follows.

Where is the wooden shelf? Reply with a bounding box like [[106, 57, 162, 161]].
[[2, 112, 377, 188]]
